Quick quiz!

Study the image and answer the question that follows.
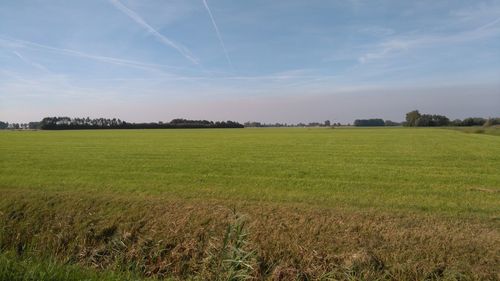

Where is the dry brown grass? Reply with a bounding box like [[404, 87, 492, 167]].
[[1, 190, 499, 280]]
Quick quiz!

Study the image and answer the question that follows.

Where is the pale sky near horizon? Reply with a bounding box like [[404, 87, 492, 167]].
[[0, 0, 499, 123]]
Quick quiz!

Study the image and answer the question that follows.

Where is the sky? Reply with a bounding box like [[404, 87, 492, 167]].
[[0, 0, 499, 124]]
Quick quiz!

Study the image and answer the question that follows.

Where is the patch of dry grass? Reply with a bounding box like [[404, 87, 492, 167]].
[[1, 190, 498, 280], [448, 125, 500, 136]]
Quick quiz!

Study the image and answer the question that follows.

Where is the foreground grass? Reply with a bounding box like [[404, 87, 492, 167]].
[[0, 251, 153, 281], [1, 191, 498, 280], [0, 128, 499, 280]]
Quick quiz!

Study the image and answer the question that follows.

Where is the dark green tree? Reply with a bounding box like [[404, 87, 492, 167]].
[[354, 119, 385, 126], [384, 120, 401, 126], [405, 110, 421, 127]]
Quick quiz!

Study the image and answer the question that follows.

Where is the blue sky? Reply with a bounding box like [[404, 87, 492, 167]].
[[0, 0, 499, 123]]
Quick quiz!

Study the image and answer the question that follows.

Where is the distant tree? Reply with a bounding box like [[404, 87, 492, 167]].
[[28, 122, 40, 129], [324, 120, 331, 127], [414, 114, 449, 127], [433, 115, 450, 126], [308, 122, 322, 127], [484, 118, 500, 127], [404, 110, 450, 127], [245, 122, 262, 127], [354, 119, 385, 127], [405, 110, 421, 127], [484, 118, 493, 127], [243, 121, 298, 127], [451, 119, 462, 126], [461, 117, 486, 126], [415, 115, 432, 127], [0, 121, 8, 129], [384, 120, 400, 126]]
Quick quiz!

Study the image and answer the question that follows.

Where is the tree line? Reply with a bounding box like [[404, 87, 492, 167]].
[[404, 110, 500, 127], [353, 119, 402, 127], [0, 117, 243, 130], [352, 111, 499, 127], [353, 119, 386, 127], [0, 121, 40, 130], [2, 112, 498, 130], [244, 120, 342, 127]]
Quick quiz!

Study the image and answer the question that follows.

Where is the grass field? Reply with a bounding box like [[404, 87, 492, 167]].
[[0, 128, 499, 280]]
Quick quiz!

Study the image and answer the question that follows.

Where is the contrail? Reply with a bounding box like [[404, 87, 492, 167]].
[[12, 50, 52, 74], [108, 0, 199, 65], [0, 36, 187, 73], [477, 17, 500, 31], [202, 0, 233, 68]]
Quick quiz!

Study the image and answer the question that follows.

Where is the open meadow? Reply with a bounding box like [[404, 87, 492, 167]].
[[0, 128, 499, 280]]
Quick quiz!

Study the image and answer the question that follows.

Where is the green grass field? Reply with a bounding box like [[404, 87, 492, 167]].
[[1, 128, 499, 280]]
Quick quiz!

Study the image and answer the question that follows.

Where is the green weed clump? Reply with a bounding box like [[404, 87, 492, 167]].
[[203, 212, 256, 281]]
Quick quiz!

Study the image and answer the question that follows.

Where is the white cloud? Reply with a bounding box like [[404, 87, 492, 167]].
[[358, 21, 500, 63]]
